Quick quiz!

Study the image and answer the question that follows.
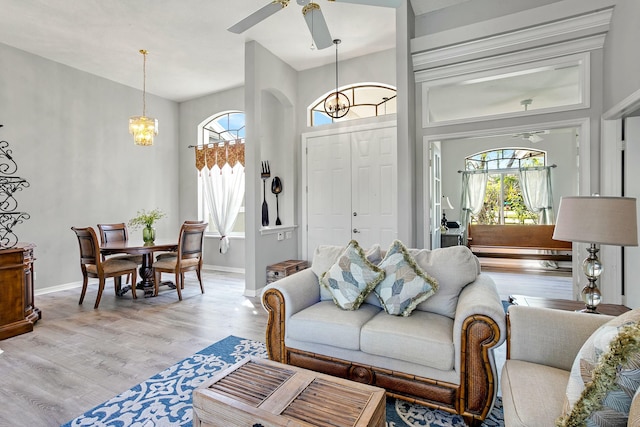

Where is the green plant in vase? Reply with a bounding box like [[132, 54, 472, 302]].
[[128, 208, 166, 244]]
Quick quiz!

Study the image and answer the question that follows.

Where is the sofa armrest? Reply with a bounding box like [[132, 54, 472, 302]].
[[507, 305, 612, 371], [454, 274, 507, 368], [452, 273, 506, 421], [261, 268, 321, 362]]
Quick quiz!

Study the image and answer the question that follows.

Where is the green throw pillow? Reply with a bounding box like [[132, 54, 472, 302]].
[[374, 240, 438, 317], [320, 240, 385, 310], [557, 309, 640, 427]]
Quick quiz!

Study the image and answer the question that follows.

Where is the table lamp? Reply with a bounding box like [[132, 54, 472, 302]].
[[552, 196, 638, 313]]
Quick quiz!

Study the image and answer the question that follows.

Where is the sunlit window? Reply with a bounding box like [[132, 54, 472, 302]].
[[466, 148, 546, 225], [198, 111, 245, 236], [309, 84, 397, 126]]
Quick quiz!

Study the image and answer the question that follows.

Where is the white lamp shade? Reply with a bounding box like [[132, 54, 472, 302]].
[[553, 196, 638, 246]]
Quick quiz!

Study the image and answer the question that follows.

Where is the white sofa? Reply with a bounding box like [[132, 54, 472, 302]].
[[262, 244, 506, 426], [502, 305, 640, 426]]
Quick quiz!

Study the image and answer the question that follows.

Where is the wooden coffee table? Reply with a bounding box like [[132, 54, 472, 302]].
[[509, 294, 630, 316], [192, 357, 386, 427]]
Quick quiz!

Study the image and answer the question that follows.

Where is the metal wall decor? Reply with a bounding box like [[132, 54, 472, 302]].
[[0, 125, 30, 248]]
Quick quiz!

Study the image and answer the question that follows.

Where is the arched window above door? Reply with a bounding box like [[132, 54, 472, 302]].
[[309, 83, 397, 127]]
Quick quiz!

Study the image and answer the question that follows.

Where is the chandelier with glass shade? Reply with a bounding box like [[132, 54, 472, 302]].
[[129, 49, 158, 146]]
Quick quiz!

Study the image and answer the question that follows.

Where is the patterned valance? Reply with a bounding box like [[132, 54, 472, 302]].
[[194, 142, 245, 174]]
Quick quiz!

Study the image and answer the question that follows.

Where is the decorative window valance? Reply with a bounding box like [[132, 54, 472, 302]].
[[194, 142, 245, 174]]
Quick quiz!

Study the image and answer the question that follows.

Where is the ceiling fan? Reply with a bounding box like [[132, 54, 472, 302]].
[[513, 130, 549, 143], [228, 0, 402, 50]]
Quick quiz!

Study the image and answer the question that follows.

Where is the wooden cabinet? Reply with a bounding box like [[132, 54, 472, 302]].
[[0, 243, 40, 340]]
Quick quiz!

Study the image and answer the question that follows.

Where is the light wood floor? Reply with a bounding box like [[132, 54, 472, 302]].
[[0, 266, 572, 426]]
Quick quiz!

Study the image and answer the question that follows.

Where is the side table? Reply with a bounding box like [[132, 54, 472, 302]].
[[509, 294, 630, 316]]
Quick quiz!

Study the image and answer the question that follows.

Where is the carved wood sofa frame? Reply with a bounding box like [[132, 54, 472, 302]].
[[467, 224, 572, 263], [262, 288, 503, 427]]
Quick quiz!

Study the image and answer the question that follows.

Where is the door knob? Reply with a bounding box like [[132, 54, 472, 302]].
[[353, 212, 357, 216], [353, 228, 360, 234]]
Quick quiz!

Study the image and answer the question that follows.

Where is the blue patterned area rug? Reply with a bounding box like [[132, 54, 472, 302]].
[[61, 335, 504, 426]]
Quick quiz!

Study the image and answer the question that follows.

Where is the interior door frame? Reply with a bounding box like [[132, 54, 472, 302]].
[[422, 117, 591, 277], [301, 118, 397, 260], [601, 87, 640, 305]]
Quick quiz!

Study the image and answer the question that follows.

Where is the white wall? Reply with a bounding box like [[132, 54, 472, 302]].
[[0, 42, 179, 291]]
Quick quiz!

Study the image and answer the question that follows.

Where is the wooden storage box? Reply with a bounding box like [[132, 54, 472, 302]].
[[192, 357, 385, 427], [266, 259, 308, 284]]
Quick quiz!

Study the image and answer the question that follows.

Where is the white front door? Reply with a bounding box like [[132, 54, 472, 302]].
[[306, 133, 352, 258], [303, 123, 398, 259], [351, 127, 397, 250]]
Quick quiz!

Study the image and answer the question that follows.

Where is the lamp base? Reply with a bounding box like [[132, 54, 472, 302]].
[[575, 307, 600, 314]]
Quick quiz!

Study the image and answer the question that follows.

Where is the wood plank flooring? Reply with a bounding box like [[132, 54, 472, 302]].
[[0, 266, 572, 426]]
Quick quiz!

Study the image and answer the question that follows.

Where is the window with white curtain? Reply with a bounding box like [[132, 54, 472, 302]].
[[197, 111, 245, 240], [466, 148, 546, 225]]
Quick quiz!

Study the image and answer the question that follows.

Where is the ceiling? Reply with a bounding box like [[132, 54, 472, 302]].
[[0, 1, 458, 103]]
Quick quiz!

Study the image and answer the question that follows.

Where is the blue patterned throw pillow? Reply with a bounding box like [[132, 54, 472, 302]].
[[374, 240, 438, 316], [320, 240, 385, 310]]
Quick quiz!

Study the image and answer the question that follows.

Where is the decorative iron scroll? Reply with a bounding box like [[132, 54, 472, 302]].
[[0, 126, 29, 249]]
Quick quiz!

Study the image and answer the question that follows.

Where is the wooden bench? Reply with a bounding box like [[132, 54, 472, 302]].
[[467, 224, 572, 262]]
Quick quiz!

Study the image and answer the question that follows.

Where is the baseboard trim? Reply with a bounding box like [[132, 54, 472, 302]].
[[35, 266, 245, 296]]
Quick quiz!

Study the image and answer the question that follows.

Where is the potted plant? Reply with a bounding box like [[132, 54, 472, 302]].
[[128, 208, 166, 244]]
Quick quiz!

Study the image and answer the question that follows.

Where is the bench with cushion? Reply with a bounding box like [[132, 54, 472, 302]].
[[467, 224, 572, 263]]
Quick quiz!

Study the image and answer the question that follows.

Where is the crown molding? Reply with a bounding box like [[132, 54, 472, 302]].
[[412, 6, 613, 72]]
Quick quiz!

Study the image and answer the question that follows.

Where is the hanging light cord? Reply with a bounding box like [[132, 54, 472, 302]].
[[140, 49, 148, 117], [334, 40, 339, 97]]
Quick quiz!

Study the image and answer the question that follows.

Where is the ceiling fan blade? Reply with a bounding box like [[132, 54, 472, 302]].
[[302, 3, 333, 50], [330, 0, 402, 7], [228, 1, 289, 34]]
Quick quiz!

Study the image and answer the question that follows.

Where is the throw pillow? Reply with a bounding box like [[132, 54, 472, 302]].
[[374, 240, 438, 316], [557, 309, 640, 427], [320, 240, 385, 310]]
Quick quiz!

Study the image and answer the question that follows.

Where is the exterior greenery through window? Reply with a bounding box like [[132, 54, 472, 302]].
[[466, 148, 545, 225], [199, 111, 245, 236], [310, 84, 396, 126]]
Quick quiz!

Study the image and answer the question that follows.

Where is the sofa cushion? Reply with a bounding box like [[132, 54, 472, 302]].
[[501, 359, 570, 427], [360, 310, 454, 371], [558, 309, 640, 426], [374, 240, 438, 316], [315, 243, 384, 308], [287, 301, 382, 350], [320, 240, 385, 310], [409, 245, 479, 319]]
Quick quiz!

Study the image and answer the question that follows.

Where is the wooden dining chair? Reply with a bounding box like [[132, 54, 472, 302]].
[[97, 223, 143, 284], [71, 226, 139, 309], [152, 222, 207, 300], [155, 220, 205, 261]]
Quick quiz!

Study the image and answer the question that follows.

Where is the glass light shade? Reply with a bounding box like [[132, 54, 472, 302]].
[[129, 116, 158, 146], [324, 92, 350, 119]]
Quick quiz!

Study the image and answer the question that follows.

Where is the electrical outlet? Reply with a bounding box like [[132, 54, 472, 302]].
[[277, 232, 284, 241], [285, 231, 292, 239]]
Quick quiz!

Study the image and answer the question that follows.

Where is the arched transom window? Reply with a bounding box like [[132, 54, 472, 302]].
[[309, 84, 397, 126]]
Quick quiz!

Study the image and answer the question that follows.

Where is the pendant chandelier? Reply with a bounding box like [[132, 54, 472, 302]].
[[129, 49, 158, 146], [323, 39, 350, 119]]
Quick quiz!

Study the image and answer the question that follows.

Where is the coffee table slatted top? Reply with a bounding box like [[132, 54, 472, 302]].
[[193, 357, 386, 427]]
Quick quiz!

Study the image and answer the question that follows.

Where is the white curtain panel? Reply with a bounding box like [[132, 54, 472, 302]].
[[460, 171, 488, 242], [519, 167, 554, 225], [202, 163, 245, 254]]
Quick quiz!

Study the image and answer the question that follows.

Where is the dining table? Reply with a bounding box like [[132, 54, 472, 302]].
[[100, 238, 178, 298]]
